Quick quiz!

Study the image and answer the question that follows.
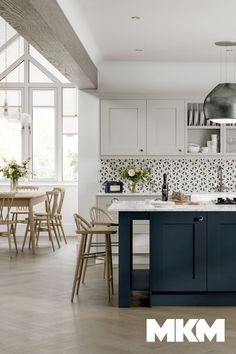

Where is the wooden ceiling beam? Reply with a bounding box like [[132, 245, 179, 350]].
[[0, 0, 97, 88]]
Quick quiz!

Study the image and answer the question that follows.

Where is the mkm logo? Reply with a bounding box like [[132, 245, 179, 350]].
[[146, 319, 225, 342]]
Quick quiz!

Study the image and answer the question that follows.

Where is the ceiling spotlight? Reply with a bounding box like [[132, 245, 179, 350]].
[[131, 16, 141, 20]]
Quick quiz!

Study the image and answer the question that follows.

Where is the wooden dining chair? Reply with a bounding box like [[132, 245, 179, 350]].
[[22, 189, 60, 252], [0, 193, 18, 258], [11, 185, 39, 235], [71, 213, 117, 302], [53, 187, 67, 244]]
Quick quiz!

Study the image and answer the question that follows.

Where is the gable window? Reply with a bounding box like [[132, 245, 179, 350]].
[[0, 19, 78, 182]]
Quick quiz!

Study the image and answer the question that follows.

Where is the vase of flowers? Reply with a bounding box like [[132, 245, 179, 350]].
[[120, 166, 149, 193], [0, 158, 30, 191]]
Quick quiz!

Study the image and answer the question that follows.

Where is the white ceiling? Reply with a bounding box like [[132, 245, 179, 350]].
[[59, 0, 236, 63]]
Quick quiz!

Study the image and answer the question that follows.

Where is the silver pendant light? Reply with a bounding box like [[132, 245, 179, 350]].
[[203, 41, 236, 124]]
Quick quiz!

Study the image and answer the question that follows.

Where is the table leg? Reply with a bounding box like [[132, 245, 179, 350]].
[[29, 202, 35, 255]]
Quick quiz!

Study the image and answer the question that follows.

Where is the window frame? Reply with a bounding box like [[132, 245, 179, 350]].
[[0, 37, 78, 183]]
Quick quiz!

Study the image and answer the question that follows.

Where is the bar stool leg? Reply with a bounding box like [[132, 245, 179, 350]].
[[76, 234, 87, 295], [108, 234, 114, 295], [105, 234, 112, 302], [71, 236, 85, 302], [82, 233, 92, 284]]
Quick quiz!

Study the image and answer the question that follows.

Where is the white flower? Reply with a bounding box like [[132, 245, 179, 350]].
[[18, 167, 25, 173], [8, 168, 13, 175], [128, 169, 135, 177], [135, 168, 141, 173]]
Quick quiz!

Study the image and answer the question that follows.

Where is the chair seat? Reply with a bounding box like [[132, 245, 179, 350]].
[[91, 221, 119, 227], [76, 225, 117, 235], [11, 211, 29, 215], [0, 220, 16, 225]]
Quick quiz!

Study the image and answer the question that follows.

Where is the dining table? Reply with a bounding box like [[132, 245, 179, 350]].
[[1, 191, 46, 255]]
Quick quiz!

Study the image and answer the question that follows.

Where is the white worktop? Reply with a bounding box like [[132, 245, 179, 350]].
[[96, 192, 162, 197], [108, 200, 236, 212]]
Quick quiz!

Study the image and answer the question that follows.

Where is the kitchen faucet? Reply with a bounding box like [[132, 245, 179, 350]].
[[215, 166, 228, 192]]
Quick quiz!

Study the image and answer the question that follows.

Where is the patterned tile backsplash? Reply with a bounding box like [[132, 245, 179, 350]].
[[100, 158, 236, 193]]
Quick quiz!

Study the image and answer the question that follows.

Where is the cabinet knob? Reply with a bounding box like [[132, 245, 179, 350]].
[[178, 149, 182, 152], [140, 149, 143, 152], [196, 216, 204, 222]]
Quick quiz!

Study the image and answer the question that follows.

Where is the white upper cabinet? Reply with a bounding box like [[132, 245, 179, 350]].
[[101, 100, 146, 155], [147, 100, 185, 155]]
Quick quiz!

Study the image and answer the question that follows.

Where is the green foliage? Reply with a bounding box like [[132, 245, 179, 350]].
[[120, 166, 149, 184]]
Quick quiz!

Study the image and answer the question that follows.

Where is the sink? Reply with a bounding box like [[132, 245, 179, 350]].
[[191, 192, 236, 203]]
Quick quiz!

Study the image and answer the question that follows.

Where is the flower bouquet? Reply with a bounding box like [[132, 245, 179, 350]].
[[120, 166, 149, 193], [0, 158, 30, 191]]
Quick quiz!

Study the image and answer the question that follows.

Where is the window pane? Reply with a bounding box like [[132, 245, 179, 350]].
[[0, 20, 17, 47], [63, 117, 78, 134], [33, 107, 55, 179], [0, 37, 24, 74], [0, 62, 24, 83], [0, 90, 21, 106], [63, 134, 78, 181], [63, 88, 77, 115], [33, 90, 54, 106], [29, 62, 52, 83], [29, 45, 70, 83], [0, 120, 21, 167]]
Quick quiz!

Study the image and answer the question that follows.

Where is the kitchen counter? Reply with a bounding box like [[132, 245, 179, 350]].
[[113, 200, 236, 308], [109, 200, 236, 212], [96, 192, 162, 197]]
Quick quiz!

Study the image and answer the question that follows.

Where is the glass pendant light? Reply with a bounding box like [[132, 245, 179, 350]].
[[204, 41, 236, 124]]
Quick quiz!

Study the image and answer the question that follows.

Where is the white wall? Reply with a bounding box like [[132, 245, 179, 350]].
[[98, 61, 222, 96], [78, 91, 100, 219]]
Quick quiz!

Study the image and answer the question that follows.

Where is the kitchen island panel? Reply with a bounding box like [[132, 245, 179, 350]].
[[208, 213, 236, 291]]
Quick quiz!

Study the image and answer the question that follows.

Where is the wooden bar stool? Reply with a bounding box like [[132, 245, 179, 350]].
[[87, 206, 119, 281], [71, 213, 117, 303]]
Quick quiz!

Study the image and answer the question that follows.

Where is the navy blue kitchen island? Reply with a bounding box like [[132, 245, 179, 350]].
[[110, 201, 236, 307]]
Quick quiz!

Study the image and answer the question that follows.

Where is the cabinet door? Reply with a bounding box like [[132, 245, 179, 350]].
[[101, 100, 146, 155], [147, 100, 184, 155], [208, 213, 236, 291], [150, 212, 207, 292]]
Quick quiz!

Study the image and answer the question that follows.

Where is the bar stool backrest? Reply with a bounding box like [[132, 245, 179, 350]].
[[90, 206, 114, 225], [74, 213, 91, 233], [0, 193, 15, 222]]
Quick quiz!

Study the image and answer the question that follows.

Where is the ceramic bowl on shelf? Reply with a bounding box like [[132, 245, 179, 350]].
[[188, 143, 200, 153]]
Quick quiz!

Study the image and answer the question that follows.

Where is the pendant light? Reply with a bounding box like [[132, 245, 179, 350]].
[[203, 41, 236, 124]]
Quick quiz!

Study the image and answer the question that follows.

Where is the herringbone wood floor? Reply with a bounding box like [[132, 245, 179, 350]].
[[0, 237, 236, 354]]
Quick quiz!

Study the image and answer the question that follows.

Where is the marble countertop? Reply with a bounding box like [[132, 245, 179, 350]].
[[108, 200, 236, 212], [96, 192, 162, 197]]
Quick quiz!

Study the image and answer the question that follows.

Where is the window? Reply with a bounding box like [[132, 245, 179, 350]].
[[32, 90, 56, 179], [62, 88, 78, 181], [0, 18, 78, 182]]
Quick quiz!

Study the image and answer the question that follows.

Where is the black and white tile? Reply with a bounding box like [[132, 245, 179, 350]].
[[99, 158, 236, 193]]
